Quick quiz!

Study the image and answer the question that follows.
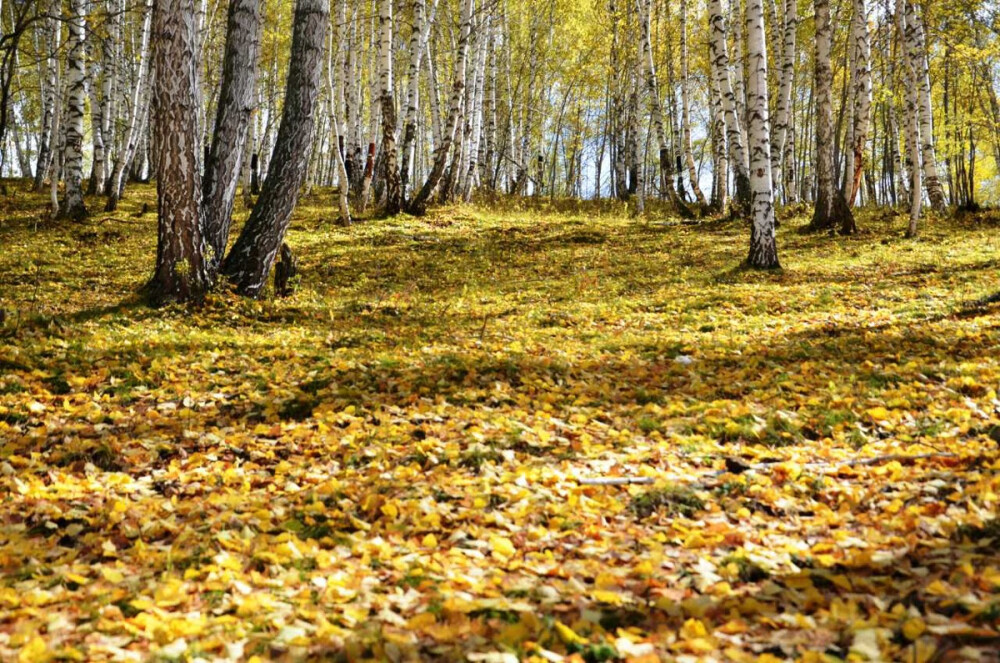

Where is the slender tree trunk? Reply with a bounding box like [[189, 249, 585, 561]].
[[708, 57, 728, 210], [88, 1, 114, 195], [328, 12, 351, 225], [746, 0, 779, 267], [708, 0, 751, 214], [636, 0, 691, 216], [846, 0, 871, 206], [680, 0, 707, 207], [106, 0, 153, 211], [400, 0, 437, 201], [377, 0, 402, 214], [809, 0, 855, 233], [202, 0, 262, 272], [33, 0, 58, 192], [223, 0, 330, 297], [60, 0, 87, 220], [150, 0, 210, 303], [771, 0, 795, 204], [895, 0, 921, 235], [903, 0, 945, 211], [408, 0, 474, 215]]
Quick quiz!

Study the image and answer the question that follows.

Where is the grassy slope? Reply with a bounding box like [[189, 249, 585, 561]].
[[1, 182, 999, 661]]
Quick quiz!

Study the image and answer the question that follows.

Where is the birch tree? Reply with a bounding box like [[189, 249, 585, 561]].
[[327, 11, 351, 225], [378, 0, 402, 214], [895, 0, 921, 235], [808, 0, 855, 234], [400, 0, 438, 200], [636, 0, 690, 216], [150, 0, 210, 303], [680, 0, 707, 207], [202, 0, 262, 272], [708, 0, 751, 214], [408, 0, 474, 215], [745, 0, 779, 267], [771, 0, 796, 204], [60, 0, 87, 220], [843, 0, 871, 206], [106, 0, 153, 212], [32, 0, 58, 192], [903, 0, 946, 211], [223, 0, 330, 297]]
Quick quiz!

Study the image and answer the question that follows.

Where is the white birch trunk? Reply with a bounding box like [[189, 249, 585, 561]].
[[636, 0, 687, 213], [904, 0, 945, 210], [810, 0, 855, 233], [745, 0, 779, 267], [408, 0, 474, 214], [708, 0, 751, 211], [895, 0, 922, 234], [106, 0, 153, 211], [33, 0, 58, 191], [378, 0, 402, 213], [328, 16, 351, 224], [400, 0, 438, 198], [680, 0, 707, 206], [845, 0, 871, 206], [771, 0, 795, 204], [463, 13, 489, 201]]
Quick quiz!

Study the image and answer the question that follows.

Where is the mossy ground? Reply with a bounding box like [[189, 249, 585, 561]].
[[1, 181, 999, 661]]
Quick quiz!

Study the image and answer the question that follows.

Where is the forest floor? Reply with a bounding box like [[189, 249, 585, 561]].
[[1, 181, 999, 662]]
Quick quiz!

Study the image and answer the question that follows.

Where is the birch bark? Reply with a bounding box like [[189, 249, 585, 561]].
[[745, 0, 779, 267]]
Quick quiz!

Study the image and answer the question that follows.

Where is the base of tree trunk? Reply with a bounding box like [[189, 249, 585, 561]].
[[733, 172, 752, 219], [806, 190, 856, 235], [59, 202, 88, 222], [105, 193, 120, 213]]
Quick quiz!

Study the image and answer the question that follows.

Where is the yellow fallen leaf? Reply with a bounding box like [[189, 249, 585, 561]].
[[490, 535, 516, 558], [64, 572, 89, 586], [591, 589, 626, 606], [902, 617, 926, 641], [18, 636, 47, 663], [866, 406, 891, 422], [680, 618, 708, 640], [101, 567, 125, 583], [554, 621, 588, 646]]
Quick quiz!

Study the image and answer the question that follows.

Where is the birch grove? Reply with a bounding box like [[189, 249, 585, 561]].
[[0, 0, 997, 298]]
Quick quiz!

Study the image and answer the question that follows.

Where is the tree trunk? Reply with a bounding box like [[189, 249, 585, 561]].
[[636, 0, 691, 217], [327, 10, 351, 225], [408, 0, 474, 215], [846, 0, 871, 206], [60, 0, 88, 220], [400, 0, 438, 201], [202, 0, 262, 273], [708, 0, 751, 214], [903, 0, 946, 211], [771, 0, 796, 204], [32, 0, 58, 192], [223, 0, 330, 297], [378, 0, 402, 215], [808, 0, 855, 234], [745, 0, 780, 268], [895, 0, 921, 236], [106, 0, 153, 212], [680, 0, 707, 207], [150, 0, 210, 304]]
